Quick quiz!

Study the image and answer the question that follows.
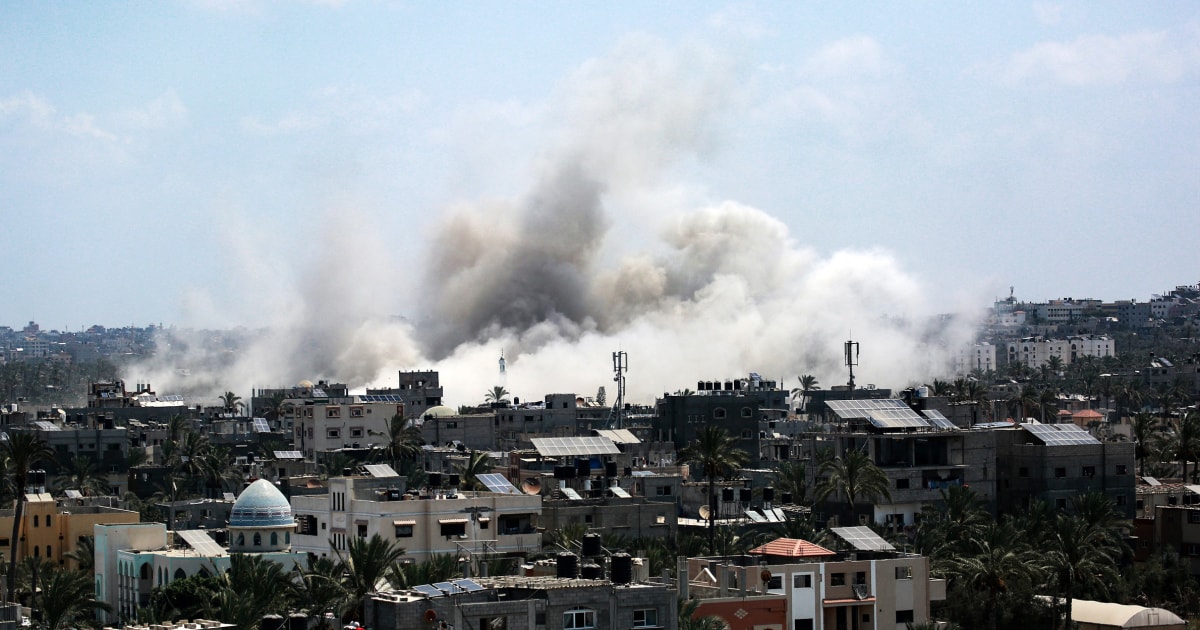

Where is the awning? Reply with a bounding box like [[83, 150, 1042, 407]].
[[393, 520, 416, 526], [438, 518, 469, 524], [477, 517, 490, 523], [823, 597, 876, 606]]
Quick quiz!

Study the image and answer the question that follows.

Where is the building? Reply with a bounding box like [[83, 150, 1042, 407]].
[[655, 376, 791, 465], [290, 471, 542, 563], [954, 342, 997, 375], [365, 370, 445, 421], [687, 531, 945, 630], [1006, 335, 1116, 369], [289, 393, 409, 463], [0, 493, 138, 571], [365, 575, 677, 630]]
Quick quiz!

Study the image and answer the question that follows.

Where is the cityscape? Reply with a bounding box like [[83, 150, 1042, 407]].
[[0, 281, 1199, 629]]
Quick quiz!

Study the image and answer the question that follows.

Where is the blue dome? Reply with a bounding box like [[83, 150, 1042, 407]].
[[230, 479, 294, 528]]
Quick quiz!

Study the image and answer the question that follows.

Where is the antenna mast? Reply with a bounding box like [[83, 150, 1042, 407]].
[[844, 338, 859, 398], [607, 351, 628, 429]]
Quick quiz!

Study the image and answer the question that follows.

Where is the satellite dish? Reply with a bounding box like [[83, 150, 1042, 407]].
[[699, 505, 711, 520], [520, 477, 542, 495]]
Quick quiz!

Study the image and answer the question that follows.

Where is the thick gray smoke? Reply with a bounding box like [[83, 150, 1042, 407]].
[[130, 36, 986, 408]]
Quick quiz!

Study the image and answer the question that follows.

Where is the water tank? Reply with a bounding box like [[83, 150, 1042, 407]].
[[763, 487, 775, 503], [576, 459, 591, 478], [781, 492, 793, 504], [448, 473, 461, 487], [697, 381, 704, 392], [581, 563, 603, 580], [582, 533, 602, 557], [288, 614, 307, 630], [724, 381, 733, 391], [556, 552, 579, 579], [721, 488, 734, 502], [428, 472, 442, 487], [605, 461, 618, 478], [259, 615, 285, 630], [739, 488, 752, 503], [611, 553, 633, 584]]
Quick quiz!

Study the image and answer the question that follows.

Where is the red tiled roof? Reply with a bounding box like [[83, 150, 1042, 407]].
[[1073, 409, 1104, 419], [749, 537, 837, 558]]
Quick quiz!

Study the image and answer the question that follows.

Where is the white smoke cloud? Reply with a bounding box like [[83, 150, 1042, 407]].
[[128, 35, 984, 409]]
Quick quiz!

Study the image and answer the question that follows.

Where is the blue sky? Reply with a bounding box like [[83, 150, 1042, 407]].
[[3, 2, 1199, 334]]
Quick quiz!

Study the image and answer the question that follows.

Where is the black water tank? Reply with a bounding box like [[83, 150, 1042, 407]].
[[448, 473, 461, 487], [739, 488, 752, 503], [721, 488, 734, 502], [763, 487, 775, 503], [581, 563, 603, 580], [624, 467, 633, 477], [259, 615, 285, 630], [576, 459, 591, 478], [556, 552, 579, 579], [428, 472, 442, 487], [611, 553, 633, 584], [554, 466, 569, 479], [605, 461, 618, 478], [781, 492, 793, 504], [288, 614, 307, 630], [582, 533, 602, 557]]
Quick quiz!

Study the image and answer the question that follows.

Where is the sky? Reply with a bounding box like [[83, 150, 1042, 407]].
[[3, 2, 1199, 405]]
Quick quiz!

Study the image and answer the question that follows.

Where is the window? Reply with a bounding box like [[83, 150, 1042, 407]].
[[1117, 464, 1128, 475], [896, 610, 914, 624], [854, 571, 866, 585], [895, 565, 913, 579], [830, 572, 845, 586], [1082, 466, 1096, 477], [350, 427, 363, 438], [298, 515, 318, 535], [713, 408, 727, 420], [326, 428, 340, 439], [563, 609, 595, 629], [1055, 467, 1066, 478], [440, 521, 466, 537], [896, 478, 909, 489], [767, 575, 783, 592], [741, 407, 753, 418], [794, 620, 814, 630], [33, 516, 38, 527], [632, 609, 658, 627], [349, 406, 364, 418], [253, 533, 262, 546], [480, 617, 506, 630], [357, 523, 368, 537], [1188, 511, 1200, 524], [1117, 495, 1127, 507], [793, 573, 812, 588], [395, 523, 414, 537], [655, 485, 672, 496], [1055, 498, 1067, 510], [326, 407, 341, 418]]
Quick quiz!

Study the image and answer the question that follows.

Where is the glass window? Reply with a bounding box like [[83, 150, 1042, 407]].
[[564, 609, 596, 629], [830, 572, 845, 586], [632, 609, 658, 627], [793, 573, 812, 588]]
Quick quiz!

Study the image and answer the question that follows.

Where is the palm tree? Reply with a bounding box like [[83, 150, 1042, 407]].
[[679, 597, 729, 630], [1161, 411, 1200, 482], [2, 432, 55, 604], [943, 522, 1037, 630], [388, 553, 461, 589], [679, 426, 748, 553], [36, 566, 112, 630], [791, 375, 819, 412], [771, 461, 808, 505], [1131, 412, 1159, 476], [1009, 384, 1040, 422], [220, 390, 244, 415], [1038, 388, 1059, 423], [335, 534, 407, 622], [294, 555, 350, 630], [457, 450, 493, 491], [372, 414, 422, 469], [1042, 513, 1119, 630], [52, 454, 109, 496], [484, 386, 510, 404], [214, 553, 298, 629], [319, 452, 358, 479], [63, 535, 95, 573], [814, 448, 891, 526]]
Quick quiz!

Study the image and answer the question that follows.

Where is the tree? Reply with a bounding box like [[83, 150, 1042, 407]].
[[484, 386, 510, 404], [457, 450, 492, 491], [771, 461, 808, 506], [814, 448, 891, 525], [63, 535, 95, 573], [1042, 513, 1120, 630], [595, 386, 606, 407], [213, 553, 298, 629], [679, 597, 729, 630], [36, 566, 112, 630], [2, 432, 55, 604], [219, 391, 243, 414], [1160, 411, 1200, 482], [791, 375, 820, 412], [295, 555, 350, 630], [335, 534, 407, 622], [679, 426, 748, 553], [1131, 412, 1159, 476], [52, 455, 109, 497], [373, 414, 422, 469], [943, 522, 1038, 630]]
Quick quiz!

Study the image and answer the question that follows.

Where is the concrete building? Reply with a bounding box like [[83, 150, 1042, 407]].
[[654, 376, 791, 465], [365, 575, 677, 630], [365, 370, 445, 421], [290, 472, 542, 563], [1006, 335, 1116, 369], [954, 342, 997, 375], [0, 493, 138, 570], [289, 394, 409, 463], [688, 534, 945, 630]]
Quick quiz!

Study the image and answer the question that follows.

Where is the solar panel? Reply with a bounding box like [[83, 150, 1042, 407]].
[[363, 464, 400, 478], [608, 486, 631, 498], [826, 399, 930, 429], [1024, 422, 1101, 446], [453, 578, 484, 593], [762, 509, 781, 523], [273, 450, 303, 459], [411, 584, 443, 598], [64, 489, 83, 499], [1144, 476, 1162, 486], [177, 529, 227, 556], [560, 487, 584, 500], [253, 418, 271, 433], [432, 581, 460, 594], [744, 509, 767, 523], [360, 394, 404, 403], [531, 436, 620, 457], [223, 492, 236, 501], [831, 526, 895, 552], [923, 410, 958, 430], [311, 388, 328, 398], [33, 421, 60, 431], [769, 508, 787, 522], [477, 473, 521, 494]]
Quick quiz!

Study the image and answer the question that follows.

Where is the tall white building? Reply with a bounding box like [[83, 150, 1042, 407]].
[[1005, 335, 1115, 369]]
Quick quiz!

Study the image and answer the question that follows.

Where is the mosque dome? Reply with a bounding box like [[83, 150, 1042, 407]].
[[230, 479, 294, 529], [423, 405, 457, 418]]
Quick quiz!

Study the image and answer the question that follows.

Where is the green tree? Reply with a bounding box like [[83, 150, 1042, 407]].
[[484, 386, 510, 404], [220, 391, 244, 414], [679, 426, 748, 553], [1131, 412, 1159, 476], [771, 461, 808, 506], [294, 555, 350, 629], [943, 522, 1038, 630], [456, 450, 493, 491], [63, 535, 95, 573], [1042, 513, 1120, 630], [335, 534, 407, 622], [814, 448, 891, 525], [373, 414, 422, 469], [1161, 411, 1200, 482], [2, 432, 55, 604], [36, 566, 112, 630], [213, 553, 298, 629], [791, 375, 820, 412], [679, 597, 729, 630], [52, 454, 109, 497]]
